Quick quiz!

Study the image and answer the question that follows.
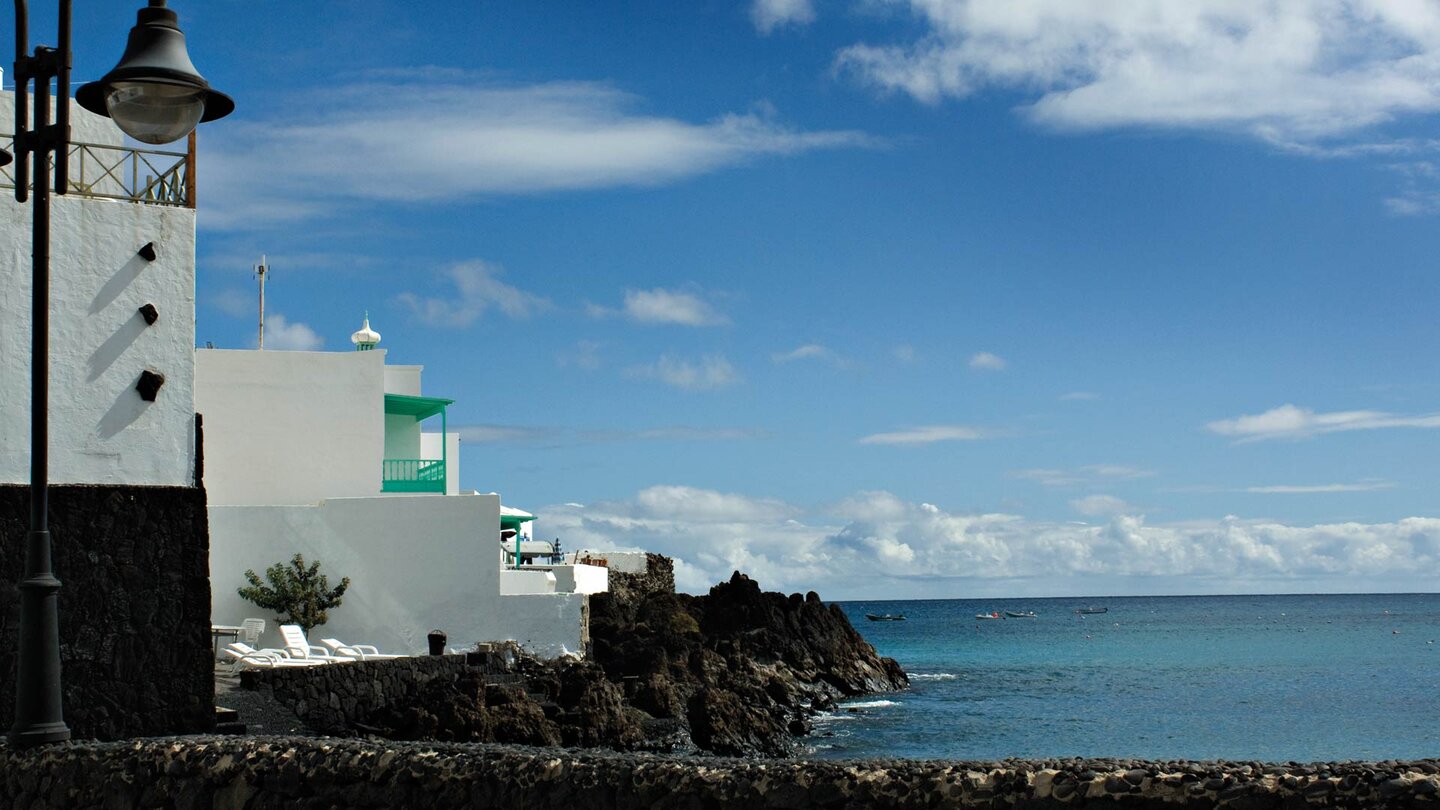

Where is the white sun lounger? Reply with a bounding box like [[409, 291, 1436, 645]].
[[320, 638, 402, 660], [278, 624, 346, 663], [223, 642, 325, 671]]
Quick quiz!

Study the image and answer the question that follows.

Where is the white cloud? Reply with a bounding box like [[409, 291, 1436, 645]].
[[1082, 464, 1154, 479], [1012, 464, 1153, 487], [859, 424, 991, 445], [1060, 391, 1100, 401], [208, 288, 252, 318], [542, 486, 1440, 597], [892, 344, 918, 363], [752, 0, 817, 34], [969, 351, 1006, 370], [258, 314, 323, 351], [772, 343, 848, 366], [1207, 403, 1440, 441], [1245, 481, 1396, 494], [397, 261, 550, 328], [626, 354, 741, 391], [454, 423, 765, 446], [201, 73, 870, 228], [1070, 494, 1136, 516], [556, 340, 603, 371], [835, 1, 1440, 143], [601, 288, 728, 326]]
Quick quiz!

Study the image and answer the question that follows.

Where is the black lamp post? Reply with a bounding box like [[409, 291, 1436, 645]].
[[9, 0, 231, 749]]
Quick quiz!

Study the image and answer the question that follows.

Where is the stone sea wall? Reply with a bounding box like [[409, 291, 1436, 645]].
[[2, 737, 1438, 809], [239, 651, 512, 735], [0, 484, 213, 740]]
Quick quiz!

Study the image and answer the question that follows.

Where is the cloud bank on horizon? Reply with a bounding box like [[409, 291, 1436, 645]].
[[542, 485, 1440, 599]]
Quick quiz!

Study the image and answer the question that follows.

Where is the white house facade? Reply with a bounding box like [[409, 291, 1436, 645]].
[[197, 329, 604, 658]]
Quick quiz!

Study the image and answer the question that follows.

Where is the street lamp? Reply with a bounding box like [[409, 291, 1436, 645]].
[[9, 0, 231, 749]]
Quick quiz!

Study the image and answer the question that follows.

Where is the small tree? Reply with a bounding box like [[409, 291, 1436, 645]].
[[237, 554, 350, 632]]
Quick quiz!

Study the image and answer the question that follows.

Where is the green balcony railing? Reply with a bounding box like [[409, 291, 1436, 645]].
[[382, 458, 446, 493]]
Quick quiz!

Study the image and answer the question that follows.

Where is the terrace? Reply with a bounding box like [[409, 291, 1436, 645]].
[[0, 132, 194, 207]]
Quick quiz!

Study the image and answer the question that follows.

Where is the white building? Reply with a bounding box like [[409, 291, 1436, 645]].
[[198, 321, 609, 657]]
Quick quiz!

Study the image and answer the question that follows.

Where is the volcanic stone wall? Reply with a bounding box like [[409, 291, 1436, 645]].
[[2, 737, 1439, 809], [604, 552, 675, 607], [0, 484, 213, 739], [239, 652, 501, 734]]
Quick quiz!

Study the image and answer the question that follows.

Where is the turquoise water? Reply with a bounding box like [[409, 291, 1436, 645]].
[[821, 594, 1440, 762]]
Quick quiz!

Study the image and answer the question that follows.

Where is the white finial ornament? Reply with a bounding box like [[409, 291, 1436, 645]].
[[351, 312, 381, 351]]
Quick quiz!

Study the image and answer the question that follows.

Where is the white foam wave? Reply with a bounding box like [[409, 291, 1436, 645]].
[[909, 672, 959, 681], [842, 699, 901, 709]]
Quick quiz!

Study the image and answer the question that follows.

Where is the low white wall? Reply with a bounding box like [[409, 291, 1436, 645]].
[[551, 564, 609, 595], [582, 551, 649, 574], [501, 569, 556, 595], [210, 492, 501, 655], [474, 593, 588, 659]]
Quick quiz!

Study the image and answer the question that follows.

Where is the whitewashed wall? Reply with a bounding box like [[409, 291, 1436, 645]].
[[383, 414, 421, 459], [420, 431, 461, 495], [471, 593, 588, 659], [1, 92, 197, 486], [553, 564, 609, 595], [195, 349, 385, 505], [383, 365, 422, 396], [209, 492, 501, 656]]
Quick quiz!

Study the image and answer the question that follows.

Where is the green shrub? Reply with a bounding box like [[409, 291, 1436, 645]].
[[237, 554, 350, 632]]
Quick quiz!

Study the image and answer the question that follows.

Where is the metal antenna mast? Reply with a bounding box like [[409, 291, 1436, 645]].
[[256, 255, 268, 350]]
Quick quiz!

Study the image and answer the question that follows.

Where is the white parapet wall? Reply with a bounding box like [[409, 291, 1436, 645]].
[[501, 569, 557, 595], [551, 564, 609, 595], [195, 349, 387, 505], [580, 551, 650, 574], [475, 593, 589, 659], [210, 492, 501, 656]]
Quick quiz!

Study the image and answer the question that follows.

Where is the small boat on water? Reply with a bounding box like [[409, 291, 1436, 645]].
[[1004, 610, 1037, 618], [865, 613, 906, 622], [975, 611, 1003, 620], [1074, 606, 1108, 615]]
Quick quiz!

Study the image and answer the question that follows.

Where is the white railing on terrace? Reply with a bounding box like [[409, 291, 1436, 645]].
[[0, 133, 194, 208]]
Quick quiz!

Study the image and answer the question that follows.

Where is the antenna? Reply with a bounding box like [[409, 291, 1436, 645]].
[[256, 255, 268, 350]]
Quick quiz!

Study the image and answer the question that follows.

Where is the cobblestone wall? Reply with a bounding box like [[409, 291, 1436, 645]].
[[1, 737, 1437, 809], [0, 484, 213, 739]]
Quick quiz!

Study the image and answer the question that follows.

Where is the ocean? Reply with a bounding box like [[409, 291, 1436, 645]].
[[819, 593, 1439, 762]]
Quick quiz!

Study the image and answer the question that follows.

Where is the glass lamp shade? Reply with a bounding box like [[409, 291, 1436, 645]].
[[75, 2, 233, 143], [104, 82, 207, 145]]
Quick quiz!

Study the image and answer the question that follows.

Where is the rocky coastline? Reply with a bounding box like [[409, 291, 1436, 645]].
[[300, 567, 908, 756]]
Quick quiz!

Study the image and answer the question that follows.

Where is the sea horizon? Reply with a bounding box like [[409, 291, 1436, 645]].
[[821, 592, 1439, 762]]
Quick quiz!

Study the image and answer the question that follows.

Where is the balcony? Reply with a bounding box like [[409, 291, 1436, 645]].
[[1, 135, 194, 208], [382, 459, 446, 493]]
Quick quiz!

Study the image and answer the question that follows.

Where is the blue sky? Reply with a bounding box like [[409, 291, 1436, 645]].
[[18, 1, 1440, 597]]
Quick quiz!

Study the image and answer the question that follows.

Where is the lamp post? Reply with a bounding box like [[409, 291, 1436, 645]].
[[9, 0, 231, 749]]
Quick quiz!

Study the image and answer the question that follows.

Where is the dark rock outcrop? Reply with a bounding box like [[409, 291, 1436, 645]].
[[588, 571, 907, 756], [318, 568, 906, 756]]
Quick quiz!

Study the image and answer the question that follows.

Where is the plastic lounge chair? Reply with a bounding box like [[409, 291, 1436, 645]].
[[279, 624, 344, 662], [223, 644, 324, 671], [239, 618, 265, 646], [320, 638, 402, 660]]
